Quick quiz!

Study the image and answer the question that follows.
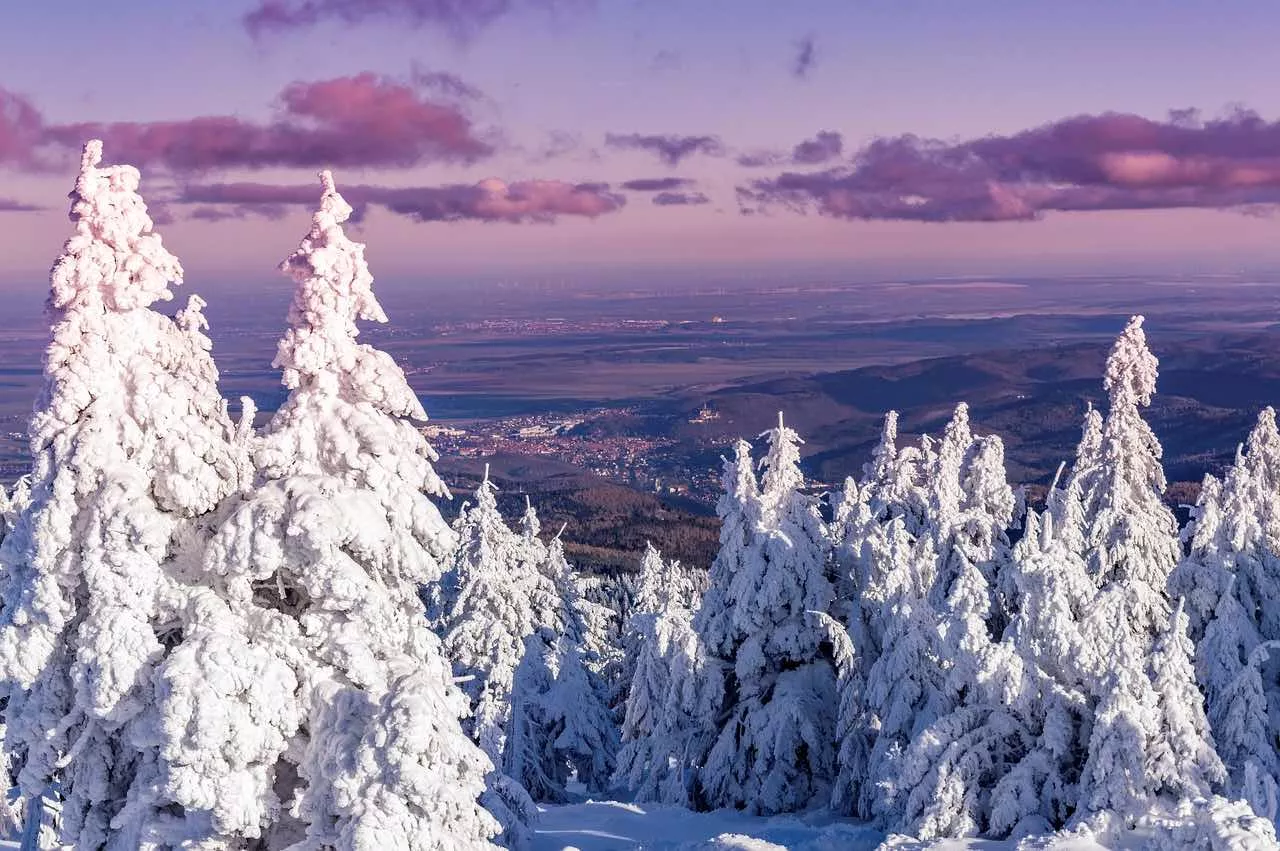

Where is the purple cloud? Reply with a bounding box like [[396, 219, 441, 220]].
[[605, 133, 726, 166], [621, 177, 695, 192], [740, 109, 1280, 222], [652, 191, 710, 206], [244, 0, 574, 38], [410, 66, 484, 101], [793, 35, 817, 79], [178, 177, 624, 223], [36, 73, 490, 173], [792, 131, 843, 165], [738, 130, 844, 168], [0, 197, 41, 212]]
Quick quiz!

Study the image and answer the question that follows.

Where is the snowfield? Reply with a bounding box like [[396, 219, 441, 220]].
[[530, 802, 1229, 850], [531, 801, 883, 850]]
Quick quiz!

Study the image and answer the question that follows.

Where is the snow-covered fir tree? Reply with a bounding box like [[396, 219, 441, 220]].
[[536, 535, 619, 793], [1073, 316, 1224, 823], [696, 414, 838, 814], [618, 542, 704, 689], [165, 170, 502, 848], [503, 625, 617, 804], [442, 471, 551, 766], [615, 543, 716, 804], [504, 630, 564, 804], [1172, 407, 1280, 819], [0, 141, 251, 848], [877, 408, 1020, 838], [437, 472, 560, 846], [0, 478, 16, 549], [986, 508, 1095, 838], [443, 486, 616, 808], [694, 438, 761, 660]]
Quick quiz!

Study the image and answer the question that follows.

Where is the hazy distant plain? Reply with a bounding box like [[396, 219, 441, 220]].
[[3, 272, 1279, 484]]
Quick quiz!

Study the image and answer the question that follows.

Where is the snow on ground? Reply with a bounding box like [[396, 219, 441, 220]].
[[532, 801, 882, 850], [531, 802, 1127, 851]]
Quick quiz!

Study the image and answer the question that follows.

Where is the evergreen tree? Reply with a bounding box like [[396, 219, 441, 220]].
[[694, 439, 761, 658], [881, 411, 1020, 838], [988, 510, 1094, 838], [0, 482, 10, 545], [504, 630, 564, 804], [1148, 603, 1227, 799], [491, 532, 618, 804], [615, 542, 715, 804], [169, 171, 501, 847], [1171, 407, 1280, 818], [696, 415, 837, 814], [1073, 316, 1223, 826], [0, 141, 248, 848], [538, 536, 619, 793], [442, 471, 548, 767], [503, 625, 618, 803]]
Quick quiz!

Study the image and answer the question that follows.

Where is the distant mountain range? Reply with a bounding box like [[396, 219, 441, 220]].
[[651, 327, 1280, 491]]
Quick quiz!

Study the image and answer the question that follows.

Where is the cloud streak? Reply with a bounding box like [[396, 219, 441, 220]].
[[652, 191, 710, 206], [177, 177, 625, 223], [621, 177, 695, 192], [0, 198, 41, 212], [740, 109, 1280, 221], [243, 0, 576, 39], [605, 133, 726, 166]]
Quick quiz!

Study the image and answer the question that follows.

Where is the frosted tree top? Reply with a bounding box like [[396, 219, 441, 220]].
[[1104, 315, 1157, 409], [274, 170, 425, 420], [50, 139, 182, 312]]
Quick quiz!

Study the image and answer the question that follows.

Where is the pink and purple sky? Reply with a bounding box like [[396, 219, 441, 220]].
[[5, 0, 1280, 287]]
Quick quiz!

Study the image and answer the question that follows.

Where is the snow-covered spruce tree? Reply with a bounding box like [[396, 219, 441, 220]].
[[1171, 407, 1280, 818], [1198, 584, 1278, 820], [986, 509, 1096, 838], [925, 406, 1016, 675], [615, 542, 716, 804], [160, 171, 503, 848], [1072, 317, 1226, 828], [697, 414, 838, 814], [830, 413, 924, 820], [442, 471, 545, 765], [0, 141, 251, 848], [859, 410, 932, 536], [0, 482, 11, 548], [503, 627, 618, 804], [447, 507, 615, 806], [1047, 403, 1103, 562], [831, 409, 953, 822], [694, 438, 761, 660], [880, 410, 1021, 839], [504, 630, 563, 804], [537, 535, 619, 793], [619, 542, 704, 688]]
